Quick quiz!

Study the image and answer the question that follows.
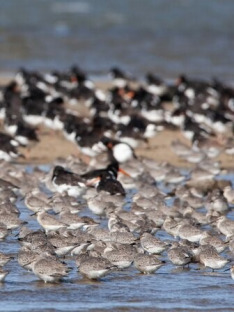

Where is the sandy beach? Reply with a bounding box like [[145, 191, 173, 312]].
[[12, 126, 233, 170]]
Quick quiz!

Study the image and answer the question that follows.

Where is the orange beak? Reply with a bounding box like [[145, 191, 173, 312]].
[[118, 168, 131, 178], [71, 76, 77, 83], [125, 91, 135, 99]]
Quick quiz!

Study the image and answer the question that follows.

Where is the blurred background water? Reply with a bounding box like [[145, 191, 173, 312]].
[[0, 0, 233, 80]]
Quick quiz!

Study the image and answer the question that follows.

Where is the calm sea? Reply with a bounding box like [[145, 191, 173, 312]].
[[0, 0, 234, 81]]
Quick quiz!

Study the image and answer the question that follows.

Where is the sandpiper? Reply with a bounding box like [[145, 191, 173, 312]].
[[50, 193, 81, 214], [0, 201, 19, 216], [194, 245, 229, 270], [110, 231, 137, 245], [18, 246, 39, 270], [134, 253, 165, 274], [200, 232, 227, 253], [167, 243, 192, 267], [24, 188, 51, 213], [86, 227, 111, 242], [32, 253, 71, 283], [216, 216, 234, 239], [107, 212, 130, 232], [103, 244, 135, 269], [177, 223, 206, 243], [35, 211, 67, 234], [47, 233, 77, 257], [205, 190, 229, 213], [0, 212, 26, 230], [140, 232, 168, 254], [78, 256, 115, 280], [59, 211, 86, 230], [87, 194, 108, 216], [162, 217, 180, 237], [18, 229, 47, 248], [0, 189, 17, 204]]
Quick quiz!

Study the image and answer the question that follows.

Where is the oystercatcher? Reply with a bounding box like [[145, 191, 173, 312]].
[[51, 166, 86, 197]]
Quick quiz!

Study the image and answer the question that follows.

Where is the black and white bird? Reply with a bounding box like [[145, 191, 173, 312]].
[[51, 166, 86, 197]]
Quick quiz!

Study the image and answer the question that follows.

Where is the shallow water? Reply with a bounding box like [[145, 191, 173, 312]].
[[0, 1, 234, 81], [0, 165, 234, 311]]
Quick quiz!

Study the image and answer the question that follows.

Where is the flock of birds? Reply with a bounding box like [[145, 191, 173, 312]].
[[0, 66, 233, 283], [0, 66, 233, 162]]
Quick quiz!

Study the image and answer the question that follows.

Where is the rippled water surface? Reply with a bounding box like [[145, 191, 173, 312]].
[[0, 165, 234, 311], [0, 0, 234, 80]]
